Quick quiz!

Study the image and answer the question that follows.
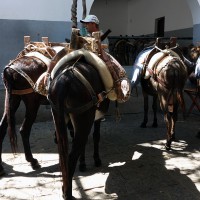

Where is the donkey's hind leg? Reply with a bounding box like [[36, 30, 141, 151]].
[[0, 93, 21, 176], [141, 92, 149, 128], [0, 113, 8, 176], [93, 118, 102, 167], [164, 111, 177, 150], [78, 118, 102, 172], [151, 95, 158, 127], [78, 118, 102, 171], [67, 111, 95, 197], [20, 94, 41, 169]]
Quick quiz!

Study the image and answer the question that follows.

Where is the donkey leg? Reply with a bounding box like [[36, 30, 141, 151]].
[[0, 113, 8, 176], [78, 117, 102, 171], [20, 96, 41, 169], [164, 112, 173, 150], [54, 121, 74, 144], [67, 121, 88, 172], [93, 119, 102, 167], [79, 148, 87, 172], [152, 95, 158, 127], [67, 112, 95, 198], [141, 93, 148, 128], [170, 105, 178, 141], [0, 94, 21, 175]]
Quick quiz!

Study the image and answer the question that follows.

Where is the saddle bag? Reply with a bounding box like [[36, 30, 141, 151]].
[[100, 50, 131, 103]]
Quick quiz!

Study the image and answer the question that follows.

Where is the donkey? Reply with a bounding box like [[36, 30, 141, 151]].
[[131, 38, 191, 150]]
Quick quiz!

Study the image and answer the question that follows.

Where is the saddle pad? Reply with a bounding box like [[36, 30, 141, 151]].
[[144, 52, 166, 79], [51, 48, 117, 101], [195, 56, 200, 78], [131, 47, 153, 87], [25, 52, 51, 67], [144, 49, 181, 79], [155, 55, 174, 74]]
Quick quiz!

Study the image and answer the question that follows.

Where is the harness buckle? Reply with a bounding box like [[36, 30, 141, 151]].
[[97, 91, 107, 102]]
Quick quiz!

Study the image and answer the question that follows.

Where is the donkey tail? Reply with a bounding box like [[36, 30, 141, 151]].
[[3, 68, 18, 153], [48, 83, 69, 189]]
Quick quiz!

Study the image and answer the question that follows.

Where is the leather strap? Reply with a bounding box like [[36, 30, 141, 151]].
[[12, 88, 34, 95]]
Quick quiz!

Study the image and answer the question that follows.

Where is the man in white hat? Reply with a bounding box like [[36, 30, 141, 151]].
[[80, 14, 109, 51], [80, 15, 100, 36]]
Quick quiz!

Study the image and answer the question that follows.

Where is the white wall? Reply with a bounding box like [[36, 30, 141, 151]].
[[0, 0, 94, 22], [0, 0, 196, 36], [127, 0, 193, 36], [90, 0, 129, 35], [186, 0, 200, 25], [90, 0, 193, 37]]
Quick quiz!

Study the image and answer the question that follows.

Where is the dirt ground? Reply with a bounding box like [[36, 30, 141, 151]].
[[0, 83, 200, 200]]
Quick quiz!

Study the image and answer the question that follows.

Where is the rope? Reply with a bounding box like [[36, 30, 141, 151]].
[[71, 0, 78, 28], [82, 0, 87, 19], [71, 0, 87, 29]]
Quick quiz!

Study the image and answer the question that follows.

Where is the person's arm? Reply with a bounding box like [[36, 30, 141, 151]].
[[101, 29, 111, 41]]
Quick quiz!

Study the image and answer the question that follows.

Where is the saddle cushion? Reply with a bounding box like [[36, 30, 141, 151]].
[[195, 57, 200, 78], [144, 52, 166, 79], [51, 48, 117, 101], [144, 49, 181, 79], [100, 50, 131, 103]]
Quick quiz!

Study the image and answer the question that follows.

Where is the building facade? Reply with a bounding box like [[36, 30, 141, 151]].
[[0, 0, 200, 87]]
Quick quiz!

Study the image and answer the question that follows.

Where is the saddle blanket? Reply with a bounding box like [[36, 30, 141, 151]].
[[131, 47, 153, 88], [195, 56, 200, 78]]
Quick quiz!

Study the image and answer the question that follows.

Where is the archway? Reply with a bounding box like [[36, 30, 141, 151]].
[[87, 0, 200, 44], [185, 0, 200, 44]]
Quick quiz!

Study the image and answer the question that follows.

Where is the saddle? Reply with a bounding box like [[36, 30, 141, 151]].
[[47, 28, 131, 103], [143, 37, 183, 80], [8, 36, 68, 96], [10, 29, 131, 102]]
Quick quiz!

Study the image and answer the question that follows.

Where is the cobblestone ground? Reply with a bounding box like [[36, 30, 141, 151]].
[[0, 88, 200, 200]]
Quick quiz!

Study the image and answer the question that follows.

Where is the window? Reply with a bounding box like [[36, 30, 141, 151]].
[[155, 17, 165, 37]]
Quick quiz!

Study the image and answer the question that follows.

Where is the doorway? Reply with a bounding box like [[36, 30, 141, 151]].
[[155, 17, 165, 37]]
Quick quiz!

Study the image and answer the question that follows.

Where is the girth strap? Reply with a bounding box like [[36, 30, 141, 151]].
[[146, 68, 168, 88], [72, 67, 98, 105], [12, 88, 34, 95]]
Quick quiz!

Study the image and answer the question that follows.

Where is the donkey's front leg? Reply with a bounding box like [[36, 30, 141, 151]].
[[93, 119, 102, 167], [141, 93, 149, 128], [0, 113, 8, 176], [164, 112, 173, 150], [151, 95, 158, 127]]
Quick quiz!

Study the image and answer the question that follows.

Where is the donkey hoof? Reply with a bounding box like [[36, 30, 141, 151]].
[[54, 137, 58, 144], [140, 123, 147, 128], [152, 123, 158, 128], [79, 164, 86, 172], [196, 131, 200, 139], [62, 194, 76, 200], [165, 143, 171, 151], [171, 137, 176, 141], [94, 159, 102, 167], [31, 159, 41, 170], [0, 166, 6, 177]]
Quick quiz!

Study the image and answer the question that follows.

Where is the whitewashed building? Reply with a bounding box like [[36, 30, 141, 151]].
[[0, 0, 200, 87]]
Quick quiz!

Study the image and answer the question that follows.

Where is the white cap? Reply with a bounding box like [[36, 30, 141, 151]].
[[80, 15, 99, 24]]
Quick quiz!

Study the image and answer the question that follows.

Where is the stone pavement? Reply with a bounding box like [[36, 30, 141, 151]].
[[0, 84, 200, 200]]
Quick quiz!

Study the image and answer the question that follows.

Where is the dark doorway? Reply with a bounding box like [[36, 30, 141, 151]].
[[155, 17, 165, 37]]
